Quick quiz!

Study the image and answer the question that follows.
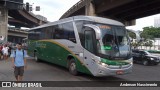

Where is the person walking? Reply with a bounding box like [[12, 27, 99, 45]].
[[8, 45, 12, 57], [2, 44, 9, 60], [0, 44, 3, 60], [11, 43, 28, 81]]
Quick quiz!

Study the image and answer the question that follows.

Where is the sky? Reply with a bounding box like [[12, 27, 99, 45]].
[[24, 0, 80, 22], [24, 0, 160, 31]]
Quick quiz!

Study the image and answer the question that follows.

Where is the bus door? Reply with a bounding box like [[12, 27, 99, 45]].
[[83, 26, 97, 72]]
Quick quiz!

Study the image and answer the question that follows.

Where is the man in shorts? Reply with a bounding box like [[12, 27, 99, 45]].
[[11, 43, 27, 81]]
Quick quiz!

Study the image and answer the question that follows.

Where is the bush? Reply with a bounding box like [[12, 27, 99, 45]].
[[147, 50, 160, 54]]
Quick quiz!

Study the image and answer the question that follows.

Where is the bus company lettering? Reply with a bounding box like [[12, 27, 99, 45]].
[[12, 82, 42, 87], [36, 43, 46, 48]]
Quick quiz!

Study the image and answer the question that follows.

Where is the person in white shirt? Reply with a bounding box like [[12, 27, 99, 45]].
[[2, 45, 9, 60]]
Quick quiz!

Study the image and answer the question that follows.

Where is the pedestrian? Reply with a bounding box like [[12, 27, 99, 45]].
[[2, 44, 9, 60], [8, 45, 12, 57], [0, 44, 3, 60], [11, 43, 28, 81]]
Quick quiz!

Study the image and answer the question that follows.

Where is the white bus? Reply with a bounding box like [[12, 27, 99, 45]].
[[28, 16, 133, 76]]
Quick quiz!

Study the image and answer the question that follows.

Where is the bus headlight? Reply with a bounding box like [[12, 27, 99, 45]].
[[97, 61, 108, 67], [101, 63, 106, 66], [101, 63, 108, 67]]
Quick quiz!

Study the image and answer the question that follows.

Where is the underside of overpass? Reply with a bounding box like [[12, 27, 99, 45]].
[[61, 0, 160, 26], [8, 35, 26, 44], [8, 9, 47, 28], [0, 0, 48, 43], [8, 28, 28, 43], [8, 18, 31, 28], [95, 0, 160, 22]]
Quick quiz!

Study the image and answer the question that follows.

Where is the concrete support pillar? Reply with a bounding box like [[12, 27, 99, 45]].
[[39, 20, 42, 25], [0, 6, 8, 43], [85, 0, 96, 16], [124, 20, 136, 26]]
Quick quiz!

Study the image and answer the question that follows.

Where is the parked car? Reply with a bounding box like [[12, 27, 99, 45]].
[[132, 50, 160, 65]]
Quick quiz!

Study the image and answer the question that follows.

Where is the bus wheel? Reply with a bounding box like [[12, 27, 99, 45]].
[[34, 53, 40, 62], [69, 59, 78, 75]]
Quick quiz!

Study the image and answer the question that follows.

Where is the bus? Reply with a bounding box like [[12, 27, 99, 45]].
[[28, 16, 133, 77]]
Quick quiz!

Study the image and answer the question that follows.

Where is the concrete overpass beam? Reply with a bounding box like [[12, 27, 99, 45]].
[[0, 6, 8, 43], [85, 0, 96, 16], [123, 19, 136, 26]]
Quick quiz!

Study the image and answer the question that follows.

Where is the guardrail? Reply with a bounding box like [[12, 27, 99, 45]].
[[0, 0, 23, 10], [60, 0, 86, 19], [23, 4, 48, 22], [8, 27, 28, 33]]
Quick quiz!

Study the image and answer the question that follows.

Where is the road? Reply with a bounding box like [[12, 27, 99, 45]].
[[0, 57, 160, 90]]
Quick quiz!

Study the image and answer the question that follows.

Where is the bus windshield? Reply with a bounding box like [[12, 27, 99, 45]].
[[97, 24, 131, 60]]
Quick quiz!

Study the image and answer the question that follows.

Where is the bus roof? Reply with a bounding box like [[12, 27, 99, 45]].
[[29, 16, 124, 31], [74, 16, 124, 26]]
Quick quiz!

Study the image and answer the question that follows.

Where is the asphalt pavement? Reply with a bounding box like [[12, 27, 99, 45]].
[[0, 57, 160, 90]]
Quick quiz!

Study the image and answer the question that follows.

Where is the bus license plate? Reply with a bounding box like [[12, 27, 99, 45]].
[[116, 70, 124, 75]]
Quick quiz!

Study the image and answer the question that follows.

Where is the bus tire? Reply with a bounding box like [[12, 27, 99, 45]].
[[34, 53, 40, 62], [69, 59, 78, 76]]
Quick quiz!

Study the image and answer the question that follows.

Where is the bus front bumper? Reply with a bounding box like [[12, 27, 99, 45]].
[[93, 63, 133, 77]]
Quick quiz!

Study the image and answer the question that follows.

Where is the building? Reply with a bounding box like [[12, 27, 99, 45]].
[[154, 16, 160, 28], [137, 38, 160, 50]]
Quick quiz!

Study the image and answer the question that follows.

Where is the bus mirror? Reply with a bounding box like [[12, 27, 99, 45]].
[[83, 24, 101, 40], [94, 28, 101, 40], [96, 33, 101, 40]]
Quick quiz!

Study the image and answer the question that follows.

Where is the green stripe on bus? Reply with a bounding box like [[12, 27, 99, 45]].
[[101, 58, 130, 65], [28, 39, 92, 75]]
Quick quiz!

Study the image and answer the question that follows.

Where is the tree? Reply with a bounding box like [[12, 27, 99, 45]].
[[142, 39, 153, 50], [148, 40, 153, 50], [141, 26, 160, 39], [140, 26, 160, 50], [128, 31, 136, 39]]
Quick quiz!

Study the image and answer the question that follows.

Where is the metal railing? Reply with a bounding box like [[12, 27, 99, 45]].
[[60, 0, 86, 19], [23, 4, 48, 22], [8, 27, 28, 33]]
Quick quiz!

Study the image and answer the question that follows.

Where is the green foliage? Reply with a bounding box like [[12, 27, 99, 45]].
[[130, 26, 159, 49], [141, 26, 160, 39], [143, 39, 153, 47], [128, 31, 136, 39], [131, 41, 143, 49]]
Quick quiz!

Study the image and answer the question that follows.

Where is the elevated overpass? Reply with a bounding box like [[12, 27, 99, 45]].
[[8, 18, 31, 28], [0, 0, 48, 43], [8, 27, 28, 43], [60, 0, 160, 26], [8, 8, 48, 27]]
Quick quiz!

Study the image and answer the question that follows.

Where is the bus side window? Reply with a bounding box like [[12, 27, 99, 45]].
[[62, 22, 76, 43], [55, 29, 61, 39], [28, 29, 40, 40], [53, 25, 63, 39], [52, 25, 57, 39]]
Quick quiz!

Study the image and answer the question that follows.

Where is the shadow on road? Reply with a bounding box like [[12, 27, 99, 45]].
[[34, 59, 127, 81]]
